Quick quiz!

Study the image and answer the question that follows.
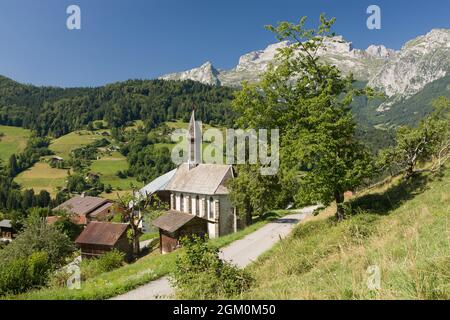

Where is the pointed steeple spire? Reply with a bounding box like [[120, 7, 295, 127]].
[[187, 109, 201, 169]]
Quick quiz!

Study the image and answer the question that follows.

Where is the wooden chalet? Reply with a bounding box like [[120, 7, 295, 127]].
[[75, 221, 132, 261], [0, 219, 15, 241], [52, 195, 113, 225]]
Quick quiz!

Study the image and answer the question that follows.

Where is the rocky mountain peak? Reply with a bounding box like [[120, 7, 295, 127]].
[[159, 29, 450, 101], [365, 45, 396, 59], [161, 61, 220, 86]]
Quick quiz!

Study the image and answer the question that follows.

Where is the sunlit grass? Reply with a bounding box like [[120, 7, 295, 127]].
[[14, 162, 68, 196], [0, 125, 31, 161], [240, 169, 450, 300]]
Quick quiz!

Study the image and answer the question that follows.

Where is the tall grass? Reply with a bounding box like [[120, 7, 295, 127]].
[[241, 169, 449, 300]]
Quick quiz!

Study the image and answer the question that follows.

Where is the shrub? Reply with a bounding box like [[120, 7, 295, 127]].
[[172, 235, 253, 299], [116, 170, 127, 179], [52, 213, 84, 241], [80, 250, 125, 280], [47, 269, 72, 289], [0, 251, 51, 295], [0, 216, 73, 296], [0, 216, 75, 267]]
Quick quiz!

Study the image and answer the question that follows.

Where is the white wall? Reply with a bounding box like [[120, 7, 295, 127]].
[[172, 192, 235, 238]]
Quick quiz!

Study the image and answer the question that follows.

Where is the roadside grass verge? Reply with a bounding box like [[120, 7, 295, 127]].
[[239, 169, 450, 300], [9, 210, 290, 300]]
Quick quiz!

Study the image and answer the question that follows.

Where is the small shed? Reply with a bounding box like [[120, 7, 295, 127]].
[[85, 172, 100, 182], [50, 156, 64, 162], [152, 210, 207, 254], [75, 222, 132, 261], [0, 219, 15, 240]]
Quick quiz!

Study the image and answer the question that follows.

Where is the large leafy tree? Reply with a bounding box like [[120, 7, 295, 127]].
[[232, 15, 374, 220], [228, 164, 283, 225]]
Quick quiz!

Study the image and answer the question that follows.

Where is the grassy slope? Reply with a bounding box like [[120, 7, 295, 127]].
[[91, 151, 140, 190], [0, 125, 31, 162], [13, 210, 289, 300], [15, 130, 138, 196], [14, 131, 104, 194], [14, 162, 68, 196], [13, 121, 222, 195], [241, 169, 450, 300], [49, 130, 103, 159]]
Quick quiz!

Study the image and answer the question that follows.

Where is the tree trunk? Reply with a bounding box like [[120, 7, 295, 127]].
[[335, 191, 345, 221], [405, 164, 415, 179], [133, 239, 140, 257], [132, 226, 140, 258], [245, 202, 253, 227]]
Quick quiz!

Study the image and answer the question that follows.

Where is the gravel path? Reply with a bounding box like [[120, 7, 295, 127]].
[[111, 205, 319, 300]]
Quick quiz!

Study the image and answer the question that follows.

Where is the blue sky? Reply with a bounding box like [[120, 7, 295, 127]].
[[0, 0, 449, 87]]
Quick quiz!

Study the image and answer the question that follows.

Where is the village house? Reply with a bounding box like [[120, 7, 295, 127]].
[[75, 221, 133, 261], [142, 111, 238, 253], [0, 219, 15, 241], [51, 195, 114, 225]]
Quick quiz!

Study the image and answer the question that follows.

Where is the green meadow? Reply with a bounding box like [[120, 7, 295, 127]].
[[49, 130, 106, 159], [0, 125, 31, 161], [15, 162, 68, 196], [11, 121, 224, 196], [90, 152, 140, 191]]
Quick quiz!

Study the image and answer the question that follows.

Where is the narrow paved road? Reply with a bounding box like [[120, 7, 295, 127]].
[[111, 205, 319, 300]]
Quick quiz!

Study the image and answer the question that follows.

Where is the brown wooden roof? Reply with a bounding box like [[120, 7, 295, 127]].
[[88, 202, 113, 218], [152, 210, 197, 233], [53, 196, 110, 216], [75, 222, 129, 246]]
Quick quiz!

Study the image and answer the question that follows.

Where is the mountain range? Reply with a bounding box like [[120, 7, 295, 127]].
[[161, 29, 450, 128]]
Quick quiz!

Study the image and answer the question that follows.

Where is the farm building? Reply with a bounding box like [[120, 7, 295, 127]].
[[49, 156, 64, 162], [85, 172, 100, 182], [75, 221, 132, 261], [52, 195, 114, 225], [0, 219, 15, 241], [152, 210, 207, 253]]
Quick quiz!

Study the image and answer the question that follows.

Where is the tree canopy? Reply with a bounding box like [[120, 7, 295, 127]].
[[231, 15, 374, 220]]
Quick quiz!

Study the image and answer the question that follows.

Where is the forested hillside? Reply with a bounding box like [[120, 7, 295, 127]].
[[0, 74, 399, 155], [351, 74, 450, 128], [0, 76, 236, 137]]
